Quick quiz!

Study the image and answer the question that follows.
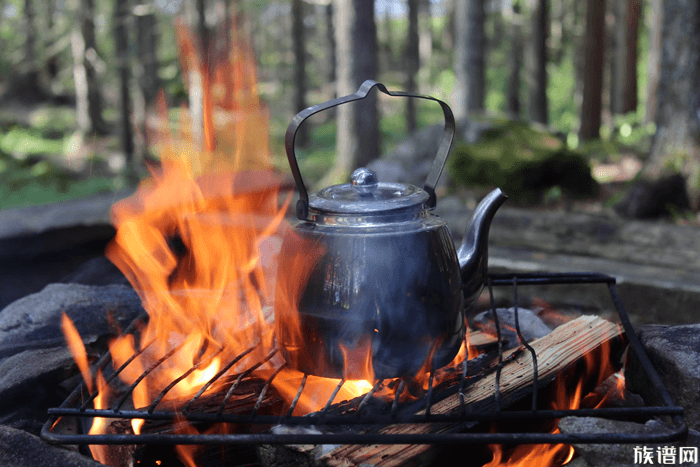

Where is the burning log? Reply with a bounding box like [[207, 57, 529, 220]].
[[263, 315, 625, 467]]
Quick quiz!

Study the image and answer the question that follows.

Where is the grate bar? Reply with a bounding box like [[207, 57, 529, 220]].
[[285, 373, 308, 418], [250, 362, 287, 419], [320, 378, 345, 415], [47, 405, 684, 426], [487, 278, 503, 414], [113, 341, 185, 412], [356, 379, 384, 416], [183, 344, 257, 413], [148, 345, 224, 414], [41, 426, 688, 446], [511, 276, 539, 413], [216, 348, 279, 417]]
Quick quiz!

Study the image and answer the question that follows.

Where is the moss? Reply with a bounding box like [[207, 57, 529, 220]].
[[449, 120, 598, 202]]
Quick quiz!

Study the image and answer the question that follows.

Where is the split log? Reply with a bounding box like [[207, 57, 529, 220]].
[[270, 315, 625, 467]]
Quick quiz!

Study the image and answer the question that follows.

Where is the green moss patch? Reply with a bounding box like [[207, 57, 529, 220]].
[[449, 120, 598, 203]]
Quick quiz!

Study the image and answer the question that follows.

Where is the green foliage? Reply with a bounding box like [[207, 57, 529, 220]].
[[0, 127, 67, 157], [0, 148, 116, 210], [449, 120, 598, 202]]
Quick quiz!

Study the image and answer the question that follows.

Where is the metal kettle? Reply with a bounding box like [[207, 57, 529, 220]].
[[275, 80, 507, 380]]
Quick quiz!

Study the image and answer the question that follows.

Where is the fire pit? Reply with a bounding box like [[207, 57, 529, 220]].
[[42, 273, 686, 463]]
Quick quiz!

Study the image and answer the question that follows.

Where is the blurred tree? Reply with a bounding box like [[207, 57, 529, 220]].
[[611, 0, 640, 115], [506, 2, 523, 117], [454, 0, 486, 120], [330, 0, 379, 182], [578, 0, 605, 140], [326, 2, 336, 92], [115, 0, 134, 176], [644, 0, 662, 125], [525, 0, 548, 124], [21, 0, 42, 96], [406, 0, 419, 133], [642, 0, 700, 209], [292, 0, 309, 147], [72, 0, 107, 135], [418, 0, 432, 90], [134, 3, 159, 155]]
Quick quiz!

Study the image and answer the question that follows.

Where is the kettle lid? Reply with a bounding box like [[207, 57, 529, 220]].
[[309, 167, 429, 215]]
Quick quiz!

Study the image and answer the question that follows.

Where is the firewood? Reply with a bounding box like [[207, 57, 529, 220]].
[[294, 315, 624, 467]]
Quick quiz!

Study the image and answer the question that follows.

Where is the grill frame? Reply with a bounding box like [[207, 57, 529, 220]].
[[41, 272, 687, 446]]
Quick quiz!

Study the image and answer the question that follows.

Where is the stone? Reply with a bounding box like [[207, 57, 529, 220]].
[[0, 346, 93, 434], [614, 174, 691, 219], [472, 307, 552, 348], [0, 283, 144, 358], [558, 417, 700, 467], [626, 324, 700, 431], [0, 425, 103, 467], [58, 256, 129, 287], [365, 159, 411, 184]]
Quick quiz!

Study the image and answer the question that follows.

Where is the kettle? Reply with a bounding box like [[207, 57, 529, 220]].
[[275, 80, 507, 379]]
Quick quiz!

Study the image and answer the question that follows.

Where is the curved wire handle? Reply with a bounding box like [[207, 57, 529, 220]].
[[285, 80, 456, 220]]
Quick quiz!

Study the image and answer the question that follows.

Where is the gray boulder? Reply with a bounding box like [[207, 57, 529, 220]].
[[0, 425, 103, 467], [0, 346, 84, 434], [473, 307, 552, 348], [0, 283, 144, 358], [559, 417, 700, 467], [626, 324, 700, 431]]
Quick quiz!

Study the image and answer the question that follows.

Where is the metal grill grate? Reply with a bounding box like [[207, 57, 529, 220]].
[[41, 272, 687, 446]]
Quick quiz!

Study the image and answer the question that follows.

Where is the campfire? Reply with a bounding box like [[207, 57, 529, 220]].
[[42, 19, 686, 467]]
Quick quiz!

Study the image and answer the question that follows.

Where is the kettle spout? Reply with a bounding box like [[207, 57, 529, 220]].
[[458, 188, 507, 307]]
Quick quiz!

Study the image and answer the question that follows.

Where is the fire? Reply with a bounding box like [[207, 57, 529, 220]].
[[57, 15, 489, 467], [485, 315, 625, 466], [58, 16, 389, 465]]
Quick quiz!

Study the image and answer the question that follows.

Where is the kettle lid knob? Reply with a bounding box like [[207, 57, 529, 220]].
[[351, 167, 378, 196]]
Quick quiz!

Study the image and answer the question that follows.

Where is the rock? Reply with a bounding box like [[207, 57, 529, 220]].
[[365, 159, 411, 184], [626, 324, 700, 431], [0, 425, 103, 467], [0, 283, 144, 358], [0, 346, 93, 434], [58, 256, 129, 287], [472, 307, 552, 348], [385, 124, 444, 167], [559, 417, 700, 467], [615, 174, 691, 219]]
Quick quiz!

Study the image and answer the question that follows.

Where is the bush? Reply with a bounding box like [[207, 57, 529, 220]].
[[449, 120, 598, 203]]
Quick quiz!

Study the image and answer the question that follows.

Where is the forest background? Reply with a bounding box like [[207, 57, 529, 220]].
[[0, 0, 698, 223]]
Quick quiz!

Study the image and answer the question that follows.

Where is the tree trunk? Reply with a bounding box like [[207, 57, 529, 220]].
[[644, 0, 662, 124], [644, 0, 700, 209], [525, 0, 548, 124], [454, 0, 486, 120], [406, 0, 419, 133], [115, 0, 135, 177], [611, 0, 626, 115], [578, 0, 606, 141], [326, 3, 336, 90], [23, 0, 41, 92], [72, 0, 106, 135], [418, 0, 432, 91], [292, 0, 309, 147], [331, 0, 379, 182], [443, 0, 456, 51], [134, 3, 159, 156], [622, 0, 640, 114], [506, 3, 523, 117]]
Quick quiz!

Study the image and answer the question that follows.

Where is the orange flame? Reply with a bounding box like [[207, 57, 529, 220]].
[[485, 315, 624, 466]]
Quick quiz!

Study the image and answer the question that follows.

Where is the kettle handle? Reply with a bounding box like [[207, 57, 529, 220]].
[[285, 80, 456, 220]]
